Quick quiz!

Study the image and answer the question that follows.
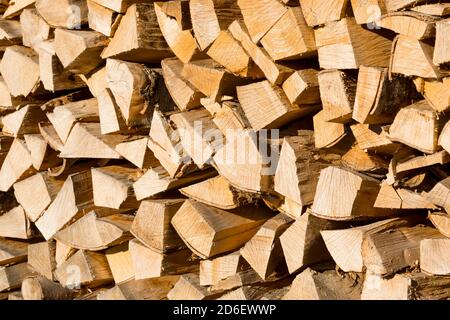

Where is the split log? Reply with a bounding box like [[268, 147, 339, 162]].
[[342, 146, 389, 173], [35, 170, 94, 240], [0, 139, 35, 192], [318, 69, 356, 123], [35, 0, 88, 29], [236, 0, 287, 43], [133, 166, 215, 201], [429, 212, 450, 237], [115, 136, 158, 169], [350, 0, 385, 25], [171, 200, 272, 259], [131, 199, 185, 253], [103, 3, 172, 62], [282, 69, 320, 105], [240, 213, 293, 279], [3, 0, 36, 19], [313, 110, 346, 149], [434, 18, 450, 67], [129, 239, 197, 280], [89, 0, 149, 13], [201, 99, 250, 134], [55, 211, 133, 251], [412, 3, 450, 16], [353, 66, 417, 124], [199, 251, 242, 286], [279, 211, 346, 274], [87, 0, 121, 37], [361, 272, 450, 300], [105, 243, 134, 284], [300, 0, 349, 27], [20, 8, 51, 49], [81, 66, 107, 98], [228, 21, 294, 85], [314, 18, 392, 69], [321, 216, 422, 272], [2, 105, 46, 137], [414, 77, 450, 113], [92, 165, 140, 210], [55, 241, 75, 268], [180, 176, 255, 210], [59, 122, 126, 159], [54, 250, 113, 288], [189, 0, 242, 51], [97, 88, 127, 134], [54, 28, 109, 74], [311, 166, 392, 220], [362, 225, 442, 275], [167, 273, 223, 300], [0, 238, 28, 266], [209, 262, 265, 293], [237, 80, 318, 130], [380, 12, 437, 40], [375, 184, 435, 209], [0, 46, 41, 97], [283, 267, 362, 300], [384, 0, 433, 12], [22, 276, 73, 300], [420, 238, 450, 275], [389, 100, 444, 154], [391, 35, 443, 79], [27, 241, 56, 280], [0, 263, 34, 292], [0, 20, 22, 47]]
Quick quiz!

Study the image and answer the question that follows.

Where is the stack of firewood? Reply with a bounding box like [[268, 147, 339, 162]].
[[0, 0, 449, 300]]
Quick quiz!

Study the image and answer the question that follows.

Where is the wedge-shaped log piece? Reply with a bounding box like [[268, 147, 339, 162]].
[[3, 0, 35, 19], [20, 8, 51, 49], [318, 69, 356, 123], [207, 31, 262, 78], [300, 0, 349, 27], [55, 29, 109, 74], [180, 176, 255, 210], [55, 241, 75, 268], [228, 21, 294, 85], [190, 0, 242, 51], [22, 276, 73, 300], [103, 3, 172, 62], [283, 268, 362, 300], [350, 0, 386, 25], [274, 132, 328, 210], [434, 19, 450, 67], [97, 276, 179, 300], [375, 184, 435, 210], [0, 139, 35, 192], [0, 20, 22, 47], [161, 58, 204, 111], [384, 0, 434, 12], [421, 238, 450, 275], [261, 7, 316, 61], [412, 3, 450, 16], [97, 88, 127, 135], [24, 133, 62, 172], [105, 243, 134, 284], [237, 0, 287, 43], [240, 214, 293, 279], [213, 130, 275, 193], [314, 18, 392, 69], [199, 251, 242, 286], [201, 99, 250, 134], [27, 241, 56, 280], [280, 212, 346, 274], [35, 0, 88, 28], [311, 166, 393, 220], [92, 166, 140, 210], [60, 123, 125, 159], [429, 212, 450, 237], [168, 273, 224, 300], [131, 199, 185, 253], [154, 1, 198, 64], [46, 98, 99, 143], [237, 80, 317, 130], [2, 105, 46, 137], [133, 166, 215, 201], [414, 77, 450, 113], [115, 136, 158, 169], [350, 124, 400, 154], [55, 250, 113, 288], [0, 263, 34, 293], [353, 66, 417, 124], [282, 69, 320, 105], [87, 0, 121, 37], [35, 170, 94, 240], [321, 216, 421, 273], [362, 225, 442, 275], [170, 108, 220, 168], [55, 211, 133, 251], [391, 35, 443, 79], [172, 200, 272, 259], [380, 12, 437, 40], [0, 238, 28, 266], [0, 46, 41, 98], [313, 110, 346, 149], [38, 40, 87, 92], [129, 239, 197, 280], [362, 272, 450, 300], [389, 100, 443, 154]]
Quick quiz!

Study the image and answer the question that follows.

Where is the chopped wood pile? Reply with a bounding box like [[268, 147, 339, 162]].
[[0, 0, 450, 301]]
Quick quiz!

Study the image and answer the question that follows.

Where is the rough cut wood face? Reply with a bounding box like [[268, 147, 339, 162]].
[[0, 0, 450, 301]]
